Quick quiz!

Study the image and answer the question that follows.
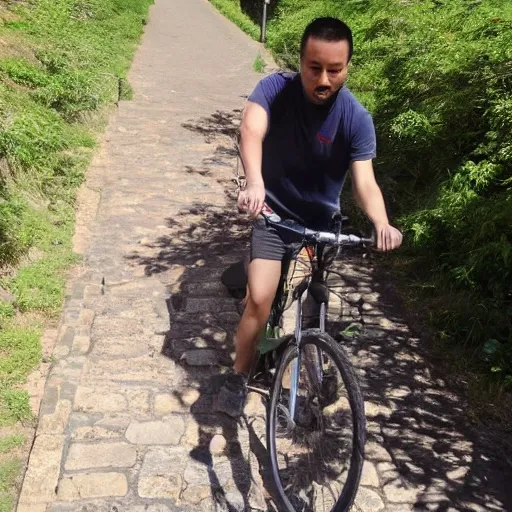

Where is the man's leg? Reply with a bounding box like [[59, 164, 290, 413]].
[[234, 258, 282, 374], [215, 218, 284, 418], [215, 258, 281, 418]]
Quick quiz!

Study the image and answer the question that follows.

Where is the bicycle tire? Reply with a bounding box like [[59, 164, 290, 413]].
[[267, 328, 365, 512]]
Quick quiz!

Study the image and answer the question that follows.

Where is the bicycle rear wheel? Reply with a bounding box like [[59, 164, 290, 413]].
[[267, 329, 365, 512]]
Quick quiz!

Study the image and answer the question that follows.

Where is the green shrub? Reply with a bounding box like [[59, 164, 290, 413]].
[[0, 58, 49, 88], [209, 0, 260, 40], [0, 0, 153, 269]]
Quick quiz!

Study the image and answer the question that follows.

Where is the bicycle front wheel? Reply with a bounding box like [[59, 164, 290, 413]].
[[267, 329, 365, 512]]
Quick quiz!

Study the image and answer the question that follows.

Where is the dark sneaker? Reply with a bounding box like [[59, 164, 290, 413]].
[[214, 371, 247, 418]]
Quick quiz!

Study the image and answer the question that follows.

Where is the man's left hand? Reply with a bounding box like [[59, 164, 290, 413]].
[[374, 224, 403, 252]]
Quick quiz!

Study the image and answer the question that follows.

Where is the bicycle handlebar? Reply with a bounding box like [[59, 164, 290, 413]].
[[261, 211, 375, 247], [305, 228, 375, 246]]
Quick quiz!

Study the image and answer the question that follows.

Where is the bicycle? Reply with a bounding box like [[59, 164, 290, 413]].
[[246, 209, 373, 512]]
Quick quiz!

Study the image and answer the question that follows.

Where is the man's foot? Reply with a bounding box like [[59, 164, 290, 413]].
[[214, 371, 247, 418]]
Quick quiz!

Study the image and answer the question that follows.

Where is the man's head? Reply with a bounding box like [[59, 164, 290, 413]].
[[300, 17, 353, 105]]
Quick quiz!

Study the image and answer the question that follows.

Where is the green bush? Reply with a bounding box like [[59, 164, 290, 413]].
[[209, 0, 260, 40], [228, 0, 512, 385], [0, 0, 153, 268]]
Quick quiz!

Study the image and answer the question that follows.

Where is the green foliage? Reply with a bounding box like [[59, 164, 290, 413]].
[[0, 459, 21, 511], [0, 0, 152, 270], [0, 323, 41, 387], [0, 58, 49, 88], [358, 2, 512, 384], [7, 257, 70, 314], [0, 389, 33, 425], [253, 53, 266, 73], [219, 0, 512, 386], [342, 323, 362, 338], [0, 496, 13, 512], [0, 435, 24, 455], [2, 203, 78, 315], [0, 459, 20, 494], [209, 0, 260, 40], [0, 302, 14, 319], [0, 196, 30, 266]]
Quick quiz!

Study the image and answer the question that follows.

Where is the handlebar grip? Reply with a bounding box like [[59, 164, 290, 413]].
[[336, 233, 375, 246]]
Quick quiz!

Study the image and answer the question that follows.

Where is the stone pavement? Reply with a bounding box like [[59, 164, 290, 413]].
[[17, 0, 512, 511]]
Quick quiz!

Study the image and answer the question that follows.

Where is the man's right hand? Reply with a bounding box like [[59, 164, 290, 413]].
[[374, 223, 403, 252], [237, 182, 265, 217]]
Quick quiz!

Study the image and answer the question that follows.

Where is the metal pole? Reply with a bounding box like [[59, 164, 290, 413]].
[[261, 0, 270, 43]]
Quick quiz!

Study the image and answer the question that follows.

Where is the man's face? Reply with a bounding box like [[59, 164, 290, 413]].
[[300, 37, 350, 105]]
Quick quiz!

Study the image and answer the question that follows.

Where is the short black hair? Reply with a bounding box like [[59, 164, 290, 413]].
[[300, 17, 353, 61]]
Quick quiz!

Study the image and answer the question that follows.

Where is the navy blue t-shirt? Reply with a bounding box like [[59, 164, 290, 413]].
[[248, 72, 376, 230]]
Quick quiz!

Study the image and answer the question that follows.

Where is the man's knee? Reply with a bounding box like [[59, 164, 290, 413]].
[[245, 258, 281, 320], [246, 290, 273, 320]]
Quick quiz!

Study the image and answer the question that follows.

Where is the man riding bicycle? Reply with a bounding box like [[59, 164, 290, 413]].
[[216, 17, 402, 418]]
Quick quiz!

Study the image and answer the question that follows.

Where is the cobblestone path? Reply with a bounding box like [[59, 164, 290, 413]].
[[18, 0, 511, 511]]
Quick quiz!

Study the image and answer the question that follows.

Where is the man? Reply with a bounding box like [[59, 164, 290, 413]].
[[216, 17, 402, 417]]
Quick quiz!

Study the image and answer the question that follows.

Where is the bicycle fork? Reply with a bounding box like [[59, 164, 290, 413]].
[[289, 295, 303, 425], [289, 292, 327, 425]]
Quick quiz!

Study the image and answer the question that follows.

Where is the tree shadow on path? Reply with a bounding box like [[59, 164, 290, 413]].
[[128, 195, 264, 510], [126, 107, 512, 511], [326, 256, 512, 511]]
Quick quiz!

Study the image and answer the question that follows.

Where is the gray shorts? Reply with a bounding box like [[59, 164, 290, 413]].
[[250, 217, 302, 262]]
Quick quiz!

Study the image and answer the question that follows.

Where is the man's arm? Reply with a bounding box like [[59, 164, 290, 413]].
[[238, 101, 268, 216], [350, 159, 402, 251]]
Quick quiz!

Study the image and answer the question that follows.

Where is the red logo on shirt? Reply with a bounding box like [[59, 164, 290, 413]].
[[317, 133, 332, 144]]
